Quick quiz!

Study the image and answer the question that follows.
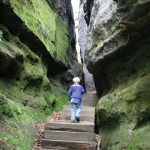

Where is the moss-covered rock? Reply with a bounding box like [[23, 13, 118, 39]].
[[85, 0, 150, 149], [127, 122, 150, 150], [9, 0, 69, 65], [95, 42, 150, 149], [99, 121, 150, 150], [97, 74, 150, 121], [0, 0, 78, 149], [0, 77, 68, 149], [0, 25, 68, 149]]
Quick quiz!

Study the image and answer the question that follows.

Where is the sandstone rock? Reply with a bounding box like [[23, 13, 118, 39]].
[[78, 1, 95, 91], [84, 0, 150, 149]]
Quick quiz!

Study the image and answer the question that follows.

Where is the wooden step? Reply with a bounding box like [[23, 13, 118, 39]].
[[45, 120, 94, 132], [82, 100, 97, 107], [82, 94, 98, 107], [62, 109, 94, 116], [41, 139, 97, 150], [82, 95, 98, 101], [41, 91, 98, 149], [61, 113, 95, 122], [63, 105, 95, 111], [44, 130, 96, 141], [82, 92, 98, 100]]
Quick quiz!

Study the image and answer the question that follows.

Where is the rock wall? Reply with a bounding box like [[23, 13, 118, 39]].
[[78, 0, 95, 91], [47, 0, 76, 51], [46, 0, 81, 83], [0, 0, 76, 112], [0, 0, 79, 149], [85, 0, 150, 149]]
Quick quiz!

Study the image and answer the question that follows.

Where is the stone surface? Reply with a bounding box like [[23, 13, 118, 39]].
[[63, 105, 95, 111], [44, 130, 96, 141], [41, 92, 98, 149], [82, 91, 98, 106], [61, 113, 95, 122], [46, 0, 83, 86], [78, 1, 95, 91], [41, 139, 97, 150], [46, 0, 76, 51], [45, 120, 95, 132], [0, 43, 22, 78], [61, 105, 96, 122], [62, 109, 95, 116], [83, 0, 150, 149]]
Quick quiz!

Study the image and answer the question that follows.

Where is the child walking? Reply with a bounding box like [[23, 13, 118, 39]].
[[68, 77, 85, 123]]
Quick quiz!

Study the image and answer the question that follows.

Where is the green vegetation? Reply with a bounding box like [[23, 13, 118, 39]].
[[127, 122, 150, 150], [10, 0, 69, 65], [0, 94, 45, 149], [96, 74, 150, 122], [96, 74, 150, 149], [0, 85, 67, 149], [55, 16, 69, 65], [95, 40, 150, 149], [0, 0, 78, 149], [0, 43, 68, 149], [0, 26, 68, 149]]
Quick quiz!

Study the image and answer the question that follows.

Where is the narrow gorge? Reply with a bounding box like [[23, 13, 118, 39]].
[[0, 0, 150, 149]]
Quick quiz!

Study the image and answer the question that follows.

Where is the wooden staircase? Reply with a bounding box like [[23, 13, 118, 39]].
[[41, 91, 98, 150]]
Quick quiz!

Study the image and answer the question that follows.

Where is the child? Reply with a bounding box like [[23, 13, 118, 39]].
[[68, 77, 85, 123]]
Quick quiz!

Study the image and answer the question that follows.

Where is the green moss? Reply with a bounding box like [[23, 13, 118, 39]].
[[95, 40, 150, 148], [99, 118, 150, 150], [0, 1, 70, 148], [0, 96, 46, 149], [100, 122, 133, 150], [127, 122, 150, 149], [0, 25, 39, 63], [95, 39, 104, 48], [96, 74, 150, 124], [0, 93, 8, 118], [118, 0, 138, 10], [55, 16, 69, 65], [0, 79, 68, 149], [9, 0, 69, 65], [0, 28, 67, 110], [22, 61, 44, 79], [0, 28, 68, 149]]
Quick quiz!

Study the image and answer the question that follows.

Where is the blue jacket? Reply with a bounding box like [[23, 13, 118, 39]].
[[68, 83, 85, 103]]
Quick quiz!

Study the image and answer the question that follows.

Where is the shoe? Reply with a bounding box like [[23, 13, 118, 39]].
[[75, 117, 80, 122]]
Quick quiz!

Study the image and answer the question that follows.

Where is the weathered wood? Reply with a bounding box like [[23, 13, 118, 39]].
[[41, 139, 97, 150], [63, 105, 95, 111], [62, 108, 95, 116], [61, 113, 95, 122], [82, 93, 98, 107], [45, 121, 94, 132], [44, 130, 96, 141]]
